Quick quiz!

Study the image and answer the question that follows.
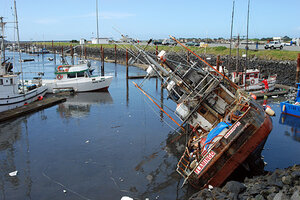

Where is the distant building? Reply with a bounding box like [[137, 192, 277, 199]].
[[273, 37, 282, 42], [80, 38, 86, 45], [91, 38, 110, 44]]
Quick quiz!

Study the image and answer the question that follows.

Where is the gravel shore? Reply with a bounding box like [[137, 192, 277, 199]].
[[189, 165, 300, 200]]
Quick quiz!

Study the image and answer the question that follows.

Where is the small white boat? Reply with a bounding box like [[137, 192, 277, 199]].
[[42, 63, 113, 93]]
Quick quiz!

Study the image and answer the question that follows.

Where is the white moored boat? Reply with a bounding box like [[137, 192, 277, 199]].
[[42, 63, 113, 93], [0, 16, 47, 113]]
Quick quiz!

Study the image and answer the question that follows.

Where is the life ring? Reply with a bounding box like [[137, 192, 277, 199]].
[[57, 74, 63, 80], [57, 65, 64, 72], [250, 79, 255, 85]]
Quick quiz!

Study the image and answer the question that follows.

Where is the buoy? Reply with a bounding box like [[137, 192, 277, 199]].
[[37, 96, 43, 101], [24, 102, 28, 105], [250, 92, 257, 100], [282, 104, 286, 112], [265, 105, 275, 116]]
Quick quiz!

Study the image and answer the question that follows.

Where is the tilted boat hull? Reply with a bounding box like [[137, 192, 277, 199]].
[[186, 102, 272, 189]]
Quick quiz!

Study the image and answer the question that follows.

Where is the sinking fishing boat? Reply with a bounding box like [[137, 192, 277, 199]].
[[133, 36, 273, 189], [280, 83, 300, 117], [42, 63, 113, 93]]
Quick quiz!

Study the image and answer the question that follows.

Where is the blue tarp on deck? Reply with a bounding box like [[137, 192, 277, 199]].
[[205, 122, 231, 149]]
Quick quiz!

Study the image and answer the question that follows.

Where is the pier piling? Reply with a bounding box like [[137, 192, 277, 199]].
[[115, 44, 117, 64], [101, 45, 104, 76], [126, 49, 129, 79]]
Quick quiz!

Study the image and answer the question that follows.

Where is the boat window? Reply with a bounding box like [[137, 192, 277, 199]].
[[67, 73, 76, 78], [199, 107, 207, 115], [77, 71, 85, 78], [10, 78, 13, 84], [246, 74, 250, 79], [254, 73, 258, 78], [0, 79, 3, 85]]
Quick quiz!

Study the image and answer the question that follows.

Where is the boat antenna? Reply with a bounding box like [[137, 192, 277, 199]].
[[229, 0, 235, 70], [14, 0, 24, 93], [96, 0, 99, 44]]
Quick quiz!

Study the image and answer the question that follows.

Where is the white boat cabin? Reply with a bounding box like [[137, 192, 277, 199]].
[[55, 64, 92, 80], [231, 69, 260, 86]]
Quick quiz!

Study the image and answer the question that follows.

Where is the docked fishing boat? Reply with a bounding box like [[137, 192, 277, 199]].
[[133, 36, 273, 189], [280, 83, 300, 117], [208, 65, 276, 93], [42, 63, 113, 93], [230, 69, 276, 93], [0, 16, 47, 113]]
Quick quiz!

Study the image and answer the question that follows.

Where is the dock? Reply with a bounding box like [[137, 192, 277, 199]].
[[253, 84, 295, 98], [0, 97, 66, 122]]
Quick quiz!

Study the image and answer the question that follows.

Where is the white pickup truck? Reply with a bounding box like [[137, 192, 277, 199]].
[[264, 41, 283, 50]]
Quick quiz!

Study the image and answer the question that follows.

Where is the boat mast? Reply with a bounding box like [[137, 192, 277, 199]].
[[14, 0, 24, 93], [245, 0, 250, 72], [96, 0, 99, 44], [0, 17, 5, 65], [229, 0, 235, 70]]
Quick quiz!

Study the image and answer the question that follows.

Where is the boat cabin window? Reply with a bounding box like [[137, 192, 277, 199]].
[[67, 73, 76, 78], [10, 78, 13, 84], [254, 73, 258, 78], [77, 71, 85, 78], [246, 74, 250, 79], [0, 79, 3, 85]]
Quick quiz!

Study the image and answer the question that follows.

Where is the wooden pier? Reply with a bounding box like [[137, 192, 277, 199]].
[[0, 97, 66, 122], [253, 84, 295, 98]]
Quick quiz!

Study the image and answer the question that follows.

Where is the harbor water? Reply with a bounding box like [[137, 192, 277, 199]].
[[0, 52, 300, 200]]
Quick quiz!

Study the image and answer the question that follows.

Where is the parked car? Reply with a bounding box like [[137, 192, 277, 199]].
[[264, 41, 283, 50], [185, 42, 196, 46], [162, 39, 177, 46], [153, 40, 162, 45]]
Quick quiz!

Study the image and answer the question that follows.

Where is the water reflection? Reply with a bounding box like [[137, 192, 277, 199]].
[[279, 114, 300, 142], [57, 92, 113, 119], [0, 118, 32, 199]]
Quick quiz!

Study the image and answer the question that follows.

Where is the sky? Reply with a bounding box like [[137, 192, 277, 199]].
[[1, 0, 299, 41]]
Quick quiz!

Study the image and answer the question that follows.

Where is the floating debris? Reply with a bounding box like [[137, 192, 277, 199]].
[[9, 170, 18, 177]]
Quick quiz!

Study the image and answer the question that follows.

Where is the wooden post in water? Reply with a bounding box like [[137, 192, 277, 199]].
[[114, 44, 117, 64], [156, 45, 158, 60], [296, 53, 300, 84], [156, 45, 158, 89], [70, 44, 74, 65], [101, 45, 104, 76], [84, 46, 87, 60], [126, 49, 129, 79]]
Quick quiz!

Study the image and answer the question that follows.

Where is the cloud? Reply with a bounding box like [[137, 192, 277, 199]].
[[100, 11, 135, 19], [34, 18, 58, 24]]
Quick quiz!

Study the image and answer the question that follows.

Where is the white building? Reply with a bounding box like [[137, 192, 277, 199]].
[[80, 38, 86, 45], [91, 38, 110, 44]]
